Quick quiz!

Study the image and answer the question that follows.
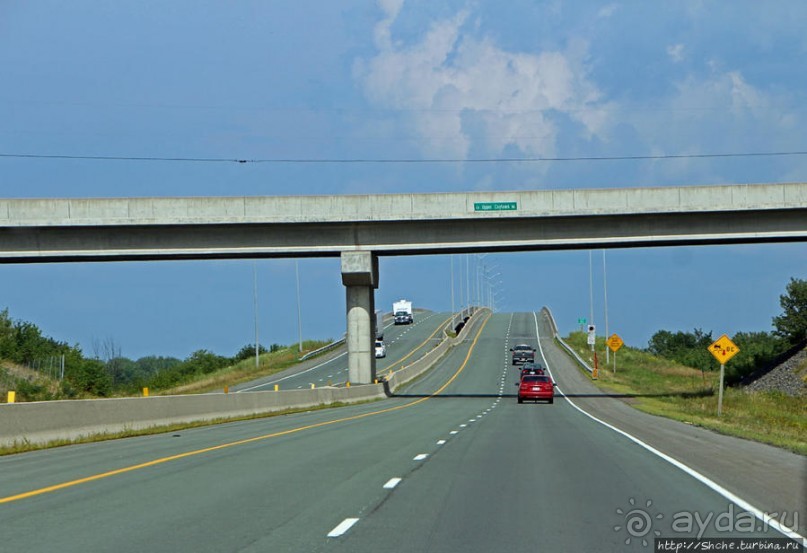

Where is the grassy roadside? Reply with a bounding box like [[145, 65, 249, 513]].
[[152, 340, 335, 396], [561, 332, 807, 456]]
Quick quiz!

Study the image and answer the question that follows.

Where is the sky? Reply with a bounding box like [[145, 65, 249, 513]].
[[0, 1, 805, 360]]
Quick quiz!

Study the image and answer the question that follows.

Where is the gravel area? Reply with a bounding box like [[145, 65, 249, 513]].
[[744, 348, 807, 396]]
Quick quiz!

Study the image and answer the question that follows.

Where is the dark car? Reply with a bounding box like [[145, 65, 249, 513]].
[[517, 374, 555, 404], [510, 344, 536, 365], [520, 362, 546, 377]]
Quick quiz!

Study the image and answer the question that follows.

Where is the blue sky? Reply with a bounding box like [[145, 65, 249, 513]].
[[1, 1, 805, 360]]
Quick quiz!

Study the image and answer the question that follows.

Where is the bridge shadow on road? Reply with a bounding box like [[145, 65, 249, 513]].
[[385, 390, 714, 400]]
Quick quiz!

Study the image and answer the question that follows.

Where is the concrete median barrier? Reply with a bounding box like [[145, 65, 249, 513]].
[[0, 383, 386, 448]]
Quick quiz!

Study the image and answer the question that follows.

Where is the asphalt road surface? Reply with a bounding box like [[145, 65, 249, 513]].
[[1, 312, 802, 552], [232, 311, 451, 392]]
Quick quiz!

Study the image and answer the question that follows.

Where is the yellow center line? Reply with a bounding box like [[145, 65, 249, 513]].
[[0, 312, 491, 506]]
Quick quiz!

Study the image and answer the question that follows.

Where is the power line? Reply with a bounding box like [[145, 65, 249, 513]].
[[1, 150, 806, 164]]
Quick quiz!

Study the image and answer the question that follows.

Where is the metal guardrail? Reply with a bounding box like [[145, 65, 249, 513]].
[[296, 312, 395, 362], [542, 307, 593, 374], [298, 337, 346, 362]]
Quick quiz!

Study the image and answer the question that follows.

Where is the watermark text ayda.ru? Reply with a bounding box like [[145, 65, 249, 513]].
[[669, 504, 799, 539], [615, 498, 801, 545]]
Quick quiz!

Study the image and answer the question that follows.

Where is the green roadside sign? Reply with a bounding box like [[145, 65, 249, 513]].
[[474, 202, 517, 212]]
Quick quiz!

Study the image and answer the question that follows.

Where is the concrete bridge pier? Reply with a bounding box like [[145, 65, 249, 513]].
[[341, 251, 379, 384]]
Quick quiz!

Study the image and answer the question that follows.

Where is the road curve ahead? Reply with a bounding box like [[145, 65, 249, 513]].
[[0, 312, 801, 552]]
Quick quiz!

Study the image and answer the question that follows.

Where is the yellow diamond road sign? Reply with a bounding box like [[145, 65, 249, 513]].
[[607, 334, 623, 352], [709, 334, 740, 364]]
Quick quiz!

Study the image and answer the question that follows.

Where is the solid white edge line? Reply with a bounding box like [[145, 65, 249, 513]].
[[327, 517, 360, 537], [238, 351, 348, 392], [383, 478, 402, 489], [532, 311, 806, 545]]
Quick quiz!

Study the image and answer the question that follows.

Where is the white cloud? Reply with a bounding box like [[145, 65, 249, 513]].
[[598, 4, 619, 19], [374, 0, 405, 50], [355, 3, 610, 159], [667, 43, 685, 63]]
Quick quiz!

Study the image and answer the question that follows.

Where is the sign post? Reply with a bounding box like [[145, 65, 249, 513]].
[[607, 334, 623, 373], [578, 317, 587, 331], [708, 334, 740, 416]]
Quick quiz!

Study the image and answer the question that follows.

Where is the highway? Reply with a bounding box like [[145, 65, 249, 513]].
[[0, 312, 802, 552], [232, 311, 451, 392]]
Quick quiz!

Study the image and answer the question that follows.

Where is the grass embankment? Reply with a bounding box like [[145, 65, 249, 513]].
[[0, 340, 336, 402], [562, 332, 807, 456], [159, 340, 335, 395]]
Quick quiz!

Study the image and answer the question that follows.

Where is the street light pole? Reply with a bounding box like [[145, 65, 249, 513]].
[[603, 250, 610, 363], [253, 261, 260, 368], [458, 255, 464, 319], [466, 255, 471, 315], [589, 251, 595, 351], [295, 259, 303, 353], [450, 255, 455, 325]]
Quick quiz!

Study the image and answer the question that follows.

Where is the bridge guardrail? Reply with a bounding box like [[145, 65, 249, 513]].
[[542, 307, 593, 374], [298, 336, 346, 362]]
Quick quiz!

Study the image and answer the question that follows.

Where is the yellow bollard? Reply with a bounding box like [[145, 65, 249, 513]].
[[310, 383, 315, 389], [346, 381, 351, 388], [142, 387, 149, 397], [7, 391, 15, 403], [374, 379, 378, 384], [274, 384, 279, 391], [224, 386, 229, 394]]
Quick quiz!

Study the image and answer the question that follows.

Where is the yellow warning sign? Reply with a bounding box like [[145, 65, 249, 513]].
[[607, 334, 624, 352], [708, 334, 740, 364]]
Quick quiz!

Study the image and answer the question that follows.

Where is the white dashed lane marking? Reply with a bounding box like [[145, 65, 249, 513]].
[[327, 518, 359, 538], [383, 478, 402, 489]]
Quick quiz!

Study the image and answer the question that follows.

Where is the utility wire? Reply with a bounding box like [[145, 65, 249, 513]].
[[1, 151, 806, 164]]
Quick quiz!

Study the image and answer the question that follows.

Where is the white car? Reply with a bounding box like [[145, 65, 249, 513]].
[[374, 340, 387, 358]]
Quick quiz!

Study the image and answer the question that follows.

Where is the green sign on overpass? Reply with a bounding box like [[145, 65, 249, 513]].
[[474, 201, 517, 212]]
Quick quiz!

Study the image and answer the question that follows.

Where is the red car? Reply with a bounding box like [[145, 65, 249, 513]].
[[520, 362, 546, 377], [517, 374, 554, 404]]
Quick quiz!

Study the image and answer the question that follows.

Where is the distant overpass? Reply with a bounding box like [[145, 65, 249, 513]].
[[2, 182, 806, 383]]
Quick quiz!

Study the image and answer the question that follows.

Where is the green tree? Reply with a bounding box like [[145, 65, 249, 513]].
[[67, 358, 112, 396], [0, 308, 13, 359], [727, 331, 785, 382], [647, 328, 716, 373], [772, 277, 807, 344], [234, 344, 268, 362]]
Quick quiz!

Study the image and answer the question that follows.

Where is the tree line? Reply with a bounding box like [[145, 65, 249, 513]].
[[0, 308, 283, 400], [646, 277, 806, 382]]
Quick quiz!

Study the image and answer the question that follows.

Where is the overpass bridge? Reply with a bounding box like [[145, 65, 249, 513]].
[[2, 183, 806, 383]]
